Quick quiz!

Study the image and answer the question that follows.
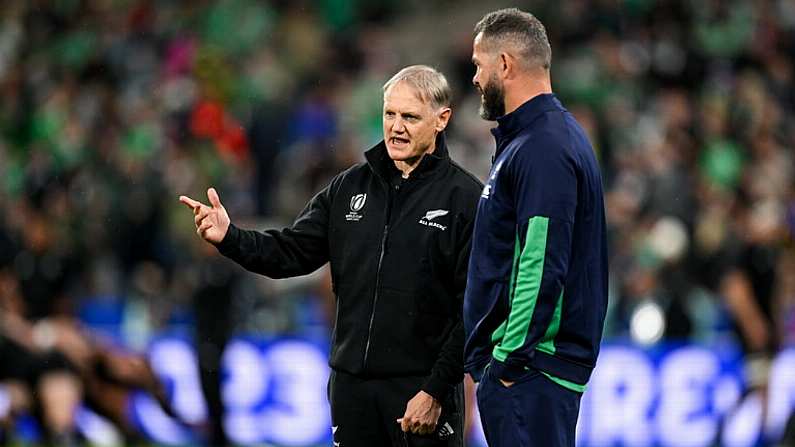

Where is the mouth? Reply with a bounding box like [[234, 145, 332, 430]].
[[390, 136, 410, 148]]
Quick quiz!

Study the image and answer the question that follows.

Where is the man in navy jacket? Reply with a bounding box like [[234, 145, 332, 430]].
[[464, 8, 608, 447]]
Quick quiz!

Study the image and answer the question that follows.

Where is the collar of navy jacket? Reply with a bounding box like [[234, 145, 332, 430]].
[[490, 93, 565, 158]]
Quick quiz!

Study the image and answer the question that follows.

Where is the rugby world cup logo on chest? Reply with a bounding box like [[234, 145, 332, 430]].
[[346, 193, 366, 221]]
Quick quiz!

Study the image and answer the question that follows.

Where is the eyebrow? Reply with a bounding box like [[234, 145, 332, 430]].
[[385, 109, 420, 117]]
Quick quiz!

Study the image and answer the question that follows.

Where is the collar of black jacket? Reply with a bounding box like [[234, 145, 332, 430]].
[[491, 93, 563, 141], [364, 132, 450, 181]]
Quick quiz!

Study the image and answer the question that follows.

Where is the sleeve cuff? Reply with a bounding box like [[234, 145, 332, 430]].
[[421, 375, 452, 402], [489, 359, 528, 382], [215, 223, 240, 256]]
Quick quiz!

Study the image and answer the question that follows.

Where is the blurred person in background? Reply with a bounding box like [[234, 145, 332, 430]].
[[717, 191, 790, 444], [180, 65, 482, 447], [464, 9, 607, 447], [190, 241, 245, 446], [0, 199, 85, 444], [0, 202, 178, 443], [0, 269, 82, 445]]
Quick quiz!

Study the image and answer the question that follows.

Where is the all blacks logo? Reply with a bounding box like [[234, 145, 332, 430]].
[[346, 193, 366, 222]]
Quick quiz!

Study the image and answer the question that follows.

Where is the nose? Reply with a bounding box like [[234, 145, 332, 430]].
[[391, 117, 406, 133], [472, 72, 479, 87]]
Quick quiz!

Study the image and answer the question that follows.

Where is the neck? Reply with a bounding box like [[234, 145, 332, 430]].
[[393, 138, 436, 178], [504, 74, 552, 116]]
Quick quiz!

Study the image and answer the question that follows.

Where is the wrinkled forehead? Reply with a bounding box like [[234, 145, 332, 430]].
[[383, 81, 431, 111]]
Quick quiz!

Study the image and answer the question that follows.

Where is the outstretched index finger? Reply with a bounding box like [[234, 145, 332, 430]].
[[179, 195, 203, 210]]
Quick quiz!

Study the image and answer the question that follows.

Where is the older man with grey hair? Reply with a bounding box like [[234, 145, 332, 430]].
[[180, 65, 482, 447]]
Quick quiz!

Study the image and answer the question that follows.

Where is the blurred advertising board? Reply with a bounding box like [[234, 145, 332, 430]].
[[120, 337, 795, 446]]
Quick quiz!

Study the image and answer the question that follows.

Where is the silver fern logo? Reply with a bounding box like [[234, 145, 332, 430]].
[[419, 209, 449, 231], [423, 209, 449, 221]]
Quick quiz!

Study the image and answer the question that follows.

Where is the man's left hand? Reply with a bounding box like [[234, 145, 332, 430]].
[[397, 390, 442, 435]]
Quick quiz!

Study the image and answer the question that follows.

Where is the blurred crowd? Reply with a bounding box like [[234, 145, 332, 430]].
[[1, 0, 795, 444]]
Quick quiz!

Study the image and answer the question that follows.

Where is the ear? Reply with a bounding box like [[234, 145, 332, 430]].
[[500, 52, 519, 80], [436, 107, 452, 132]]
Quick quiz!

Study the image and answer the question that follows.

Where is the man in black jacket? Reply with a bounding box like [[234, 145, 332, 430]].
[[180, 65, 482, 447]]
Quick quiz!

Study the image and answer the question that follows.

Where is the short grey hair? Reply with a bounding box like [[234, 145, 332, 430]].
[[382, 65, 451, 109], [474, 8, 551, 70]]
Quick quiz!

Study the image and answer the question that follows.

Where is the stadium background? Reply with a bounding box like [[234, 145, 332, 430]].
[[1, 0, 795, 445]]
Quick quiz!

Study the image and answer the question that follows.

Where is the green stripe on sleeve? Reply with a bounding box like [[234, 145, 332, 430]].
[[535, 289, 564, 355], [490, 231, 522, 344], [491, 320, 507, 343], [493, 216, 549, 362]]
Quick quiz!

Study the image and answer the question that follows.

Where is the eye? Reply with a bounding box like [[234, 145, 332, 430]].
[[384, 111, 395, 118]]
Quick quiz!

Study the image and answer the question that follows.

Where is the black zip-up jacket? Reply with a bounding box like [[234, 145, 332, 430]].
[[215, 134, 483, 400]]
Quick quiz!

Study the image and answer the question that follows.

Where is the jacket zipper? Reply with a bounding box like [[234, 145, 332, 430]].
[[362, 182, 398, 369]]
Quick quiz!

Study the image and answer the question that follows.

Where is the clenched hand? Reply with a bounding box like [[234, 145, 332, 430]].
[[397, 390, 442, 435], [179, 188, 230, 244]]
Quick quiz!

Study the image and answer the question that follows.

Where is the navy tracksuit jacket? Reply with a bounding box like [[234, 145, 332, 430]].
[[463, 93, 608, 392]]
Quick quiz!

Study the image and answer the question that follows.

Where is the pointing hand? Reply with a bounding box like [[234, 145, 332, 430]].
[[179, 188, 230, 244]]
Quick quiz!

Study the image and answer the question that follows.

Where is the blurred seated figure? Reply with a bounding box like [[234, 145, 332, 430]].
[[1, 269, 179, 443], [0, 270, 82, 445], [0, 206, 180, 443]]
